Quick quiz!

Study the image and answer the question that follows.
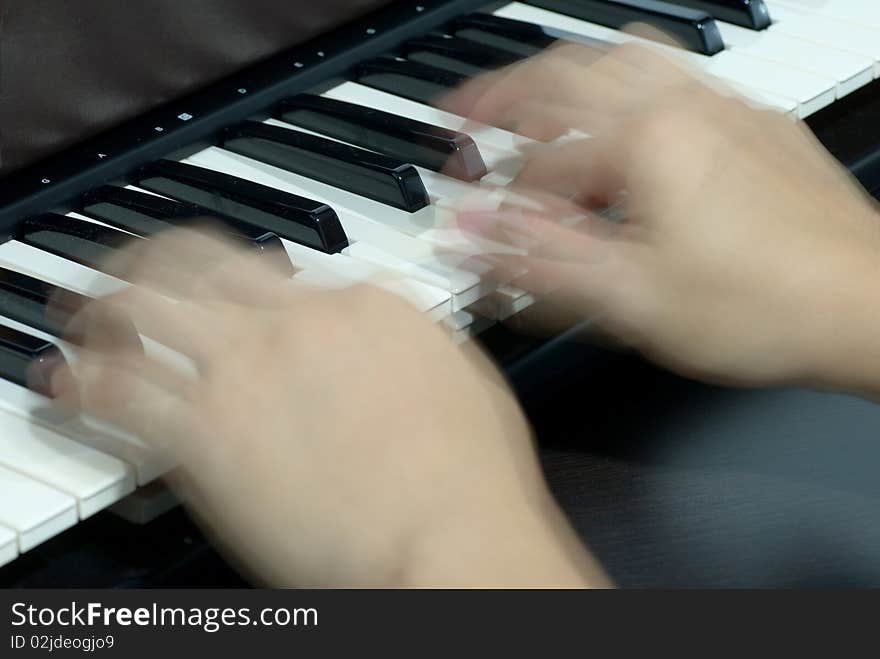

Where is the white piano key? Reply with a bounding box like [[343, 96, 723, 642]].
[[342, 241, 493, 310], [185, 146, 520, 259], [185, 147, 447, 240], [110, 480, 180, 525], [0, 406, 135, 518], [495, 2, 826, 114], [260, 118, 520, 212], [771, 0, 880, 27], [0, 251, 173, 484], [0, 312, 138, 518], [717, 20, 874, 97], [285, 240, 452, 320], [766, 2, 880, 72], [444, 308, 477, 331], [705, 53, 836, 116], [174, 144, 491, 306], [341, 222, 489, 297], [495, 2, 835, 117], [80, 184, 455, 319], [417, 165, 479, 201], [0, 240, 126, 299], [0, 525, 17, 567], [261, 117, 508, 194], [258, 122, 492, 276], [0, 374, 172, 486], [323, 81, 535, 158], [471, 284, 537, 320], [66, 210, 141, 236], [449, 312, 496, 344], [5, 216, 212, 384], [0, 465, 77, 552]]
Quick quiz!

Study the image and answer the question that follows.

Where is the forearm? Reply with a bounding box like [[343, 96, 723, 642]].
[[802, 237, 880, 401], [401, 490, 611, 588]]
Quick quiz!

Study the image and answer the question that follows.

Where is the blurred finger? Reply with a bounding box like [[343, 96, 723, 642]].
[[90, 287, 220, 367], [515, 137, 625, 207], [619, 23, 686, 51], [442, 51, 598, 128], [495, 101, 593, 142], [48, 351, 197, 444], [188, 244, 299, 307], [101, 226, 291, 304], [47, 293, 145, 356], [457, 206, 613, 265]]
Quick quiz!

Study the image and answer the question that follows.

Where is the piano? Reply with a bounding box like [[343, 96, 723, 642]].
[[2, 0, 880, 587]]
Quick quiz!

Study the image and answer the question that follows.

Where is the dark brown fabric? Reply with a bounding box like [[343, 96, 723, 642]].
[[0, 0, 392, 175]]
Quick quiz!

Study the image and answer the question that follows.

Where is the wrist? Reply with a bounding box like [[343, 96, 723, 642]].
[[399, 487, 610, 588]]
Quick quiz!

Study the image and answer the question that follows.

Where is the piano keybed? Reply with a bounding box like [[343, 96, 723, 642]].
[[1, 0, 880, 575]]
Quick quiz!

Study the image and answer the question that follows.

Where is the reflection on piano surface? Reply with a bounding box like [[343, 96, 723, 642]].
[[2, 0, 880, 585]]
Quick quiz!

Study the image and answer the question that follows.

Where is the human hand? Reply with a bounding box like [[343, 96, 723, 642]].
[[40, 229, 606, 587], [444, 43, 880, 394]]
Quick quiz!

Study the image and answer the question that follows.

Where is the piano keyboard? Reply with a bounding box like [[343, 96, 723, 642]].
[[1, 0, 879, 570]]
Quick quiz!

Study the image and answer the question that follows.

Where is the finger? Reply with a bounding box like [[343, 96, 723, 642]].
[[515, 137, 626, 207], [48, 350, 197, 446], [438, 67, 507, 118], [77, 343, 195, 398], [48, 293, 145, 356], [619, 23, 687, 51], [457, 205, 615, 266], [494, 100, 594, 142], [100, 227, 215, 295], [439, 41, 602, 118], [155, 222, 298, 305], [186, 241, 299, 307], [445, 50, 601, 128], [487, 250, 623, 319], [545, 43, 698, 122], [102, 225, 292, 304], [88, 287, 220, 368]]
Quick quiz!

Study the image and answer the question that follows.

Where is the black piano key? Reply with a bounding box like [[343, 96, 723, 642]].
[[452, 13, 558, 52], [0, 267, 143, 355], [80, 186, 294, 275], [403, 49, 490, 79], [278, 95, 487, 182], [523, 0, 725, 55], [0, 268, 89, 338], [15, 213, 142, 273], [404, 33, 526, 72], [449, 28, 547, 62], [356, 56, 468, 106], [82, 186, 273, 241], [0, 324, 63, 396], [663, 0, 771, 29], [221, 121, 430, 212], [135, 160, 349, 254]]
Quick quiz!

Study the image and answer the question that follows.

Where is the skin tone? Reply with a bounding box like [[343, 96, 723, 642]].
[[38, 42, 880, 586], [43, 231, 607, 587], [444, 42, 880, 399]]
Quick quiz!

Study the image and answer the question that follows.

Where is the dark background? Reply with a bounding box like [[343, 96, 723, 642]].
[[0, 0, 392, 176]]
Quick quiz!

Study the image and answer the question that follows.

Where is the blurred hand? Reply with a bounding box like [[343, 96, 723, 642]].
[[43, 230, 605, 587], [445, 43, 880, 395]]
